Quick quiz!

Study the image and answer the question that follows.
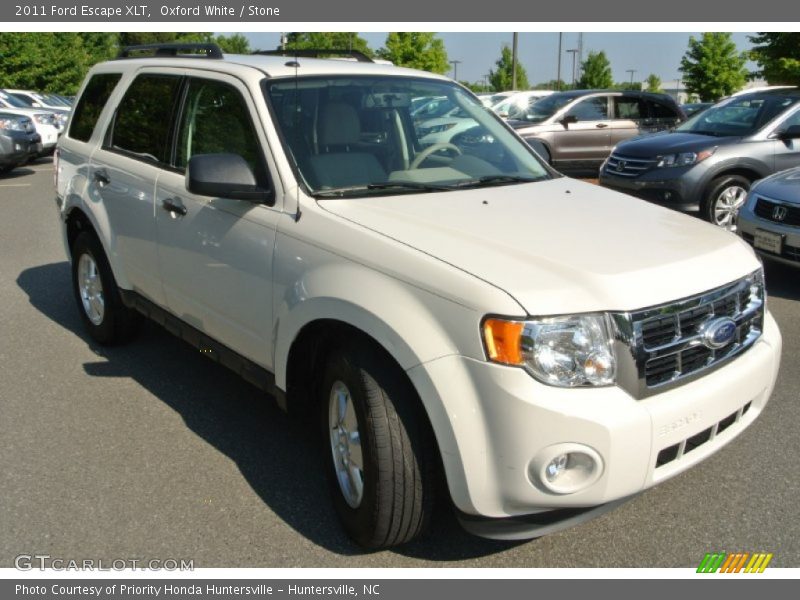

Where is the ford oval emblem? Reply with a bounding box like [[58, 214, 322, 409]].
[[700, 317, 737, 349]]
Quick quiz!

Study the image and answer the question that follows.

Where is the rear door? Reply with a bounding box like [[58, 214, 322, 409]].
[[610, 94, 647, 147], [551, 95, 612, 166], [155, 72, 281, 369], [771, 106, 800, 173]]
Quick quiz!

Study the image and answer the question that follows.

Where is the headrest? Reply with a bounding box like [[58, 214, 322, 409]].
[[319, 103, 360, 146]]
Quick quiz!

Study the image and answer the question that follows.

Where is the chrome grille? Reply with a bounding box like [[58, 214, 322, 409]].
[[604, 153, 658, 178], [754, 196, 800, 227], [612, 271, 765, 398]]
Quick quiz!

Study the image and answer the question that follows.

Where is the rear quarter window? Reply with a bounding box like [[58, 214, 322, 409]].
[[68, 73, 122, 142]]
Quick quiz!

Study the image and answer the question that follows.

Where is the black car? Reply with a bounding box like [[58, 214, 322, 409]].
[[506, 90, 685, 173], [0, 112, 42, 174], [600, 88, 800, 230]]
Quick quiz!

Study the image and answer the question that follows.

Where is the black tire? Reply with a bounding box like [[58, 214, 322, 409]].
[[320, 339, 435, 549], [703, 174, 751, 230], [71, 231, 139, 344]]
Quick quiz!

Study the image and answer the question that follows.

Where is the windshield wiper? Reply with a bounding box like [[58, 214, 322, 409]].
[[451, 174, 548, 188], [313, 181, 451, 198]]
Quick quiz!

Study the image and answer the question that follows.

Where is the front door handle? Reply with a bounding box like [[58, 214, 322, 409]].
[[162, 197, 187, 217], [596, 123, 609, 128], [93, 169, 110, 186]]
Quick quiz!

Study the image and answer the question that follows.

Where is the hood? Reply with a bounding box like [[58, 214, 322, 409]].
[[614, 131, 742, 158], [319, 178, 760, 316], [751, 166, 800, 203]]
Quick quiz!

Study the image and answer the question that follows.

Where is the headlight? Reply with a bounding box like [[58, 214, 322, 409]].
[[657, 148, 715, 168], [0, 117, 26, 131], [483, 314, 616, 387]]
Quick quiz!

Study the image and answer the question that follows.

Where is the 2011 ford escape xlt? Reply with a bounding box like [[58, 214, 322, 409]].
[[55, 44, 782, 549]]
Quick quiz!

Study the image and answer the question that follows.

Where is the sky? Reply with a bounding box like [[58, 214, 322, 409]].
[[241, 32, 758, 87]]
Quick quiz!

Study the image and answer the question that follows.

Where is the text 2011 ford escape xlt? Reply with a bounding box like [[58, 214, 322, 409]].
[[55, 44, 781, 548]]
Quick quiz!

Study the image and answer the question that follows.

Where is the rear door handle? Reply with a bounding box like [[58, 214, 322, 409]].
[[93, 169, 110, 186], [596, 123, 609, 128], [162, 197, 187, 217]]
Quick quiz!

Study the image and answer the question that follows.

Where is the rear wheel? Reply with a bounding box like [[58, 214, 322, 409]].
[[320, 339, 435, 549], [704, 175, 750, 231], [71, 231, 139, 344]]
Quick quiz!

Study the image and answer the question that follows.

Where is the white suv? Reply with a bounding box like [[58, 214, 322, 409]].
[[55, 44, 782, 548]]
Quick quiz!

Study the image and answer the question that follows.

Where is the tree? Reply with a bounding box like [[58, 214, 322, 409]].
[[679, 33, 748, 101], [284, 32, 372, 57], [644, 73, 663, 93], [749, 33, 800, 85], [376, 33, 448, 74], [488, 46, 529, 91], [215, 34, 250, 54], [577, 51, 613, 89], [0, 33, 92, 94]]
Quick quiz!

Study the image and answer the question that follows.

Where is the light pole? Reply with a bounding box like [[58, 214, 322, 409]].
[[512, 32, 519, 90], [556, 33, 563, 91], [566, 49, 578, 88], [675, 78, 682, 102], [449, 60, 462, 82], [626, 69, 637, 89]]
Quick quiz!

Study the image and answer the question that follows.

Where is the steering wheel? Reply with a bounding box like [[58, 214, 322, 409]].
[[409, 143, 462, 169]]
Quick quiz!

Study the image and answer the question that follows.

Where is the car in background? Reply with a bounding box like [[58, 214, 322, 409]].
[[2, 89, 71, 128], [681, 102, 713, 118], [0, 91, 61, 154], [600, 88, 800, 230], [739, 166, 800, 267], [0, 112, 42, 174], [477, 91, 515, 108], [491, 90, 553, 119], [510, 90, 684, 172]]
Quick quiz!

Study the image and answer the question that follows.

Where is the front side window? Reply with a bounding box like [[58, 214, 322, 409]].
[[265, 76, 551, 196], [108, 74, 182, 164], [677, 94, 800, 137], [566, 96, 609, 121], [175, 78, 264, 183]]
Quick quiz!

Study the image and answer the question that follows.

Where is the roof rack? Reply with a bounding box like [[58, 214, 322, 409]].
[[117, 43, 224, 60], [252, 48, 374, 63]]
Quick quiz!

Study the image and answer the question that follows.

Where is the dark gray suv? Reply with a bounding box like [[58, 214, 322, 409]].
[[509, 90, 684, 173], [600, 88, 800, 230]]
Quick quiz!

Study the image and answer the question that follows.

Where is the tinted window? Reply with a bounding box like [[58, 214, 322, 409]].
[[9, 93, 35, 107], [175, 78, 264, 182], [648, 99, 679, 119], [69, 73, 121, 142], [566, 97, 608, 120], [615, 97, 644, 119], [109, 74, 182, 164]]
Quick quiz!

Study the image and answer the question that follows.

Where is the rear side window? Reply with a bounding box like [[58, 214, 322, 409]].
[[615, 97, 645, 119], [108, 74, 182, 164], [69, 73, 122, 142], [647, 100, 679, 119]]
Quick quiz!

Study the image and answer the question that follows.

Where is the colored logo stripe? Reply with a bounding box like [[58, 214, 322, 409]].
[[697, 552, 773, 573]]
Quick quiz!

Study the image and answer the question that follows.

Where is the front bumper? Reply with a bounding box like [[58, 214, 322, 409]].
[[0, 131, 41, 165], [407, 311, 780, 529], [739, 206, 800, 268], [599, 165, 703, 212]]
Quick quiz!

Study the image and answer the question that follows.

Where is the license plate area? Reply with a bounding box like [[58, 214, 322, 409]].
[[754, 228, 783, 254]]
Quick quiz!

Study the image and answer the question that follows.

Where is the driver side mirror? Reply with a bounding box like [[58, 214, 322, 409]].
[[776, 125, 800, 141], [560, 114, 578, 129], [186, 153, 271, 203]]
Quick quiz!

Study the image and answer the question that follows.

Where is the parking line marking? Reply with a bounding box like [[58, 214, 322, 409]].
[[0, 183, 32, 187]]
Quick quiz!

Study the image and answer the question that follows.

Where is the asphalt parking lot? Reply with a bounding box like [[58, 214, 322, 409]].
[[1, 161, 799, 568]]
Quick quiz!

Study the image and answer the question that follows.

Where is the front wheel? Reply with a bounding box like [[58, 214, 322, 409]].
[[704, 175, 751, 231], [320, 340, 435, 549]]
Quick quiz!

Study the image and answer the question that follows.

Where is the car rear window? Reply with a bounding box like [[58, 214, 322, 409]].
[[69, 73, 122, 142]]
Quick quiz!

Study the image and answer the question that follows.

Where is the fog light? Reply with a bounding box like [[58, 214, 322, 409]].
[[14, 143, 22, 151], [531, 444, 604, 495]]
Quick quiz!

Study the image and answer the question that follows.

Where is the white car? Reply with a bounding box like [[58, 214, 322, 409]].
[[2, 89, 71, 129], [56, 44, 781, 549], [493, 90, 554, 119], [0, 91, 61, 154]]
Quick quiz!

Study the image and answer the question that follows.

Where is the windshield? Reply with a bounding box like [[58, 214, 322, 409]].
[[676, 94, 800, 136], [513, 93, 576, 123], [0, 91, 29, 109], [265, 76, 552, 197]]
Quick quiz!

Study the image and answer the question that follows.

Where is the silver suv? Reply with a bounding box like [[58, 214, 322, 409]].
[[55, 43, 781, 548]]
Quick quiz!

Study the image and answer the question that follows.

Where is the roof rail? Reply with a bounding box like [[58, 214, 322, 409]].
[[117, 43, 224, 60], [252, 48, 374, 63]]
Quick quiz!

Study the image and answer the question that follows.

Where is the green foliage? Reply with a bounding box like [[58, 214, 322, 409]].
[[489, 46, 529, 92], [118, 32, 214, 47], [645, 73, 663, 93], [612, 81, 642, 91], [461, 81, 492, 93], [749, 33, 800, 85], [0, 33, 94, 94], [679, 33, 748, 101], [284, 33, 373, 57], [376, 33, 448, 74], [533, 79, 566, 91], [577, 51, 613, 89], [214, 34, 251, 54]]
